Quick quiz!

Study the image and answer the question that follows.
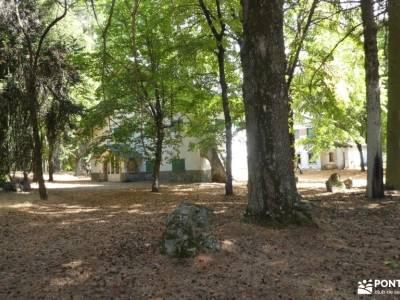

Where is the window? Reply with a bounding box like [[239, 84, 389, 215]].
[[329, 152, 334, 162], [306, 128, 314, 138], [127, 158, 139, 173], [172, 159, 185, 172], [146, 160, 154, 173], [109, 155, 120, 174], [295, 129, 300, 139]]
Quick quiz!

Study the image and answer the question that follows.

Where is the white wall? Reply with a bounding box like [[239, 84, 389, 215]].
[[108, 174, 121, 182], [336, 149, 345, 169], [135, 137, 210, 172], [232, 130, 248, 181], [347, 145, 366, 169], [231, 127, 325, 181], [320, 145, 367, 170]]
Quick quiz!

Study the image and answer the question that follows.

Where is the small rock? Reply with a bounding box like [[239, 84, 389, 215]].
[[343, 177, 353, 189]]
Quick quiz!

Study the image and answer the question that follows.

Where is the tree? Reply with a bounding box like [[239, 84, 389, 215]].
[[45, 99, 82, 181], [386, 0, 400, 190], [292, 24, 368, 172], [285, 0, 319, 161], [90, 0, 197, 192], [360, 0, 384, 198], [241, 0, 309, 224], [0, 10, 32, 181], [13, 0, 68, 199], [198, 0, 234, 195], [0, 82, 33, 181], [41, 41, 82, 181]]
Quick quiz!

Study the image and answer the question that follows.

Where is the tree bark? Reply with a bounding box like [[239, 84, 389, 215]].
[[356, 141, 366, 172], [201, 148, 226, 183], [74, 151, 81, 177], [360, 0, 384, 199], [32, 156, 38, 182], [216, 45, 233, 195], [26, 74, 47, 200], [48, 142, 54, 182], [386, 0, 400, 190], [241, 0, 307, 224], [151, 113, 164, 192], [198, 0, 234, 196]]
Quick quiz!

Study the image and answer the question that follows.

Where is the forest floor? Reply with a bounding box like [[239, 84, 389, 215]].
[[1, 170, 399, 299]]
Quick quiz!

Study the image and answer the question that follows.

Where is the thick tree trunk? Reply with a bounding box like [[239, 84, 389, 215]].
[[201, 148, 226, 183], [356, 141, 366, 172], [48, 142, 54, 182], [241, 0, 308, 224], [27, 75, 47, 200], [361, 0, 384, 199], [216, 46, 233, 195], [151, 115, 164, 193], [386, 0, 400, 190]]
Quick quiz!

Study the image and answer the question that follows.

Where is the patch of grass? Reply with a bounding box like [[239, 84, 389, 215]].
[[384, 260, 400, 270]]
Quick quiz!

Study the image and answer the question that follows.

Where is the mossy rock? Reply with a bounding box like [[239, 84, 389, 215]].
[[162, 201, 220, 258], [326, 173, 345, 192]]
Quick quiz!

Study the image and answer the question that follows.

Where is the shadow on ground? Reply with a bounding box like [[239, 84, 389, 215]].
[[0, 173, 399, 299]]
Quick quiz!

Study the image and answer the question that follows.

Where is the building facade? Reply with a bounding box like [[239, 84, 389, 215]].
[[90, 122, 366, 183]]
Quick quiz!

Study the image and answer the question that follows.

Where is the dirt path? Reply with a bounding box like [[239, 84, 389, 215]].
[[0, 171, 399, 299]]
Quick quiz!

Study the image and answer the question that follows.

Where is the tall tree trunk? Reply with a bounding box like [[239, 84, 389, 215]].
[[74, 155, 80, 177], [201, 148, 226, 183], [198, 0, 234, 196], [361, 0, 384, 199], [27, 75, 47, 200], [217, 46, 233, 195], [356, 141, 366, 172], [32, 156, 38, 182], [241, 0, 308, 224], [48, 142, 54, 182], [151, 118, 164, 193], [386, 0, 400, 190]]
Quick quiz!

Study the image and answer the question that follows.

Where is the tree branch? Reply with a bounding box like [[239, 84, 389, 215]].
[[286, 0, 319, 89], [198, 0, 222, 41], [309, 22, 363, 89], [34, 0, 68, 70], [14, 1, 34, 65]]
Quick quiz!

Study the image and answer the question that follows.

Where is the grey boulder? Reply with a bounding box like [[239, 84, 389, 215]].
[[162, 201, 220, 257]]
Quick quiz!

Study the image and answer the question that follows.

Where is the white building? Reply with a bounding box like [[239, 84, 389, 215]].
[[90, 136, 211, 183], [90, 121, 366, 183], [230, 124, 366, 181]]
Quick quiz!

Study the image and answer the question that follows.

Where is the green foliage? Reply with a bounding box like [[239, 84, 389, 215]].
[[0, 0, 391, 178]]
